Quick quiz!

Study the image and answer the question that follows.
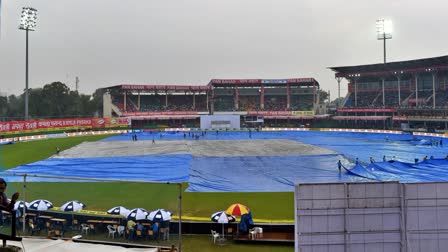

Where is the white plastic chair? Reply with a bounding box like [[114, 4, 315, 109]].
[[211, 230, 219, 244], [80, 224, 89, 235], [249, 228, 257, 240], [255, 227, 263, 238], [107, 225, 116, 239], [117, 225, 125, 237]]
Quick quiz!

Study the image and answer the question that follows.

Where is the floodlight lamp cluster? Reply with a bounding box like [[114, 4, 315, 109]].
[[393, 71, 404, 75], [348, 73, 361, 78], [425, 68, 434, 72], [19, 7, 37, 31], [376, 19, 392, 40]]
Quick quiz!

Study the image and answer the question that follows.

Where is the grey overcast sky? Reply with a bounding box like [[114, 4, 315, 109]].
[[0, 0, 447, 98]]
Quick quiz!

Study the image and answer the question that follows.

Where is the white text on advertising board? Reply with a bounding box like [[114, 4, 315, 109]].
[[291, 111, 315, 116]]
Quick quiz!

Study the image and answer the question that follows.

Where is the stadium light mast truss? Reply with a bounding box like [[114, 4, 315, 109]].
[[376, 19, 392, 64], [19, 7, 37, 121]]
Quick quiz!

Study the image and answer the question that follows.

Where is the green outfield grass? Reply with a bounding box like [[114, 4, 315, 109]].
[[0, 135, 113, 168], [6, 182, 293, 221]]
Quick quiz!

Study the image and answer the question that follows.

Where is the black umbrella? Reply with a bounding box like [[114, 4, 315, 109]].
[[60, 200, 85, 212], [126, 208, 149, 221], [107, 206, 130, 217], [147, 209, 172, 222], [14, 201, 29, 217], [29, 199, 54, 211], [211, 211, 236, 238]]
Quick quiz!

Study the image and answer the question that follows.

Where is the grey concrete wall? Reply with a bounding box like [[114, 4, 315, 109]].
[[295, 182, 448, 252], [404, 183, 448, 251]]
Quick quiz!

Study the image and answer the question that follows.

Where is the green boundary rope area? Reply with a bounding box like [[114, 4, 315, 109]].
[[10, 181, 295, 223]]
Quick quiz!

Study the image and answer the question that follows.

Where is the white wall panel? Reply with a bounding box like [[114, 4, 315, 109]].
[[199, 115, 240, 129], [296, 182, 448, 252], [404, 182, 448, 252], [296, 182, 401, 252]]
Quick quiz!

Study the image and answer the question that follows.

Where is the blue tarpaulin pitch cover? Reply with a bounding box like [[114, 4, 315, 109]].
[[3, 131, 448, 191], [347, 159, 448, 182], [5, 155, 190, 182], [187, 154, 368, 192]]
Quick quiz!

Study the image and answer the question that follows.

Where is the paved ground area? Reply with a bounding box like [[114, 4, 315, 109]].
[[56, 139, 336, 158], [7, 238, 158, 252]]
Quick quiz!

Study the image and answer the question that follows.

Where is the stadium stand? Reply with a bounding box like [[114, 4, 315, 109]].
[[102, 79, 319, 129], [330, 55, 448, 130]]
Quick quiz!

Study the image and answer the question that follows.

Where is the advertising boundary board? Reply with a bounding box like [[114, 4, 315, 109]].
[[0, 130, 128, 144], [0, 118, 130, 135]]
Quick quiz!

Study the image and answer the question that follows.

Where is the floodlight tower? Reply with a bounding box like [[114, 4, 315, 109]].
[[376, 19, 392, 64], [19, 7, 37, 120]]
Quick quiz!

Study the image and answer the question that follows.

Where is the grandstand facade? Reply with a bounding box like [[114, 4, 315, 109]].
[[330, 55, 448, 130], [102, 78, 320, 128]]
